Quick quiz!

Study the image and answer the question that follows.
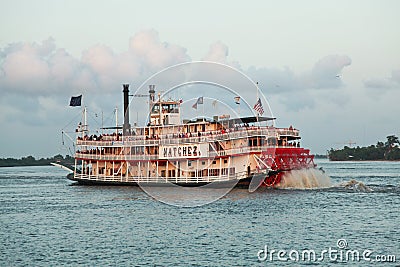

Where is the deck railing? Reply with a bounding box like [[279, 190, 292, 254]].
[[75, 153, 158, 161], [73, 170, 250, 184], [76, 128, 299, 147]]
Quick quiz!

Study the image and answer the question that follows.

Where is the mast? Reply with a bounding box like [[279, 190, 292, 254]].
[[101, 110, 104, 135], [158, 92, 162, 125], [81, 107, 87, 139], [256, 82, 259, 123], [115, 106, 118, 136], [202, 98, 205, 122], [84, 107, 87, 127]]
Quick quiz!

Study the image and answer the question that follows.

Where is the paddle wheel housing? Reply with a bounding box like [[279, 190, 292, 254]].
[[260, 147, 316, 187]]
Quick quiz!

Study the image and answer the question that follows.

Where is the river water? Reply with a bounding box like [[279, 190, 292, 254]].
[[0, 159, 399, 266]]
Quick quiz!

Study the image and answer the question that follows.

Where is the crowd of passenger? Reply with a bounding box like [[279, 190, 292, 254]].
[[77, 132, 123, 141], [77, 124, 299, 143]]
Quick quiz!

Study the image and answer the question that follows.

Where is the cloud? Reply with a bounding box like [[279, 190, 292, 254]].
[[363, 78, 392, 89], [0, 31, 355, 128], [202, 41, 229, 63], [0, 38, 93, 95], [0, 30, 191, 96], [246, 66, 298, 94], [364, 69, 400, 89], [0, 30, 193, 131], [391, 69, 400, 84], [1, 40, 52, 94], [199, 42, 352, 112], [247, 54, 351, 92], [202, 41, 241, 69], [244, 54, 351, 110], [129, 29, 190, 71], [308, 54, 352, 89]]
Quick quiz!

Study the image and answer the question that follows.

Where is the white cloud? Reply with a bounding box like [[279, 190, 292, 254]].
[[202, 41, 229, 63], [308, 54, 352, 89], [1, 42, 51, 94], [198, 42, 352, 112], [0, 30, 191, 96], [202, 41, 241, 70], [245, 54, 351, 110], [364, 69, 400, 90], [129, 29, 190, 72], [391, 70, 400, 84]]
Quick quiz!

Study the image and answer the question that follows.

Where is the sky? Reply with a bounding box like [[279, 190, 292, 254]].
[[0, 0, 399, 158]]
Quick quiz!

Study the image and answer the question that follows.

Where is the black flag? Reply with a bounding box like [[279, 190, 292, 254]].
[[69, 95, 82, 107]]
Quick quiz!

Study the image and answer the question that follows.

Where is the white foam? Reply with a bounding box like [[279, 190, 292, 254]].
[[277, 168, 332, 189], [337, 179, 373, 192]]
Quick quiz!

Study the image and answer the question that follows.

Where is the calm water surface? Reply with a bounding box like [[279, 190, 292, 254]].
[[1, 159, 399, 266]]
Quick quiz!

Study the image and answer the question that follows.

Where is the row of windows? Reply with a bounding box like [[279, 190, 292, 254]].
[[188, 159, 229, 166], [159, 167, 236, 178]]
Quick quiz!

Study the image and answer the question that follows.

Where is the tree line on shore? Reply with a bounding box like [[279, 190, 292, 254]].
[[0, 154, 74, 167], [2, 135, 399, 166], [329, 135, 400, 161]]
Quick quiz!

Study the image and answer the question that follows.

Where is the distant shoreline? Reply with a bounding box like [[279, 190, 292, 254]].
[[2, 150, 399, 168], [0, 163, 55, 168], [0, 155, 73, 168], [328, 135, 400, 161]]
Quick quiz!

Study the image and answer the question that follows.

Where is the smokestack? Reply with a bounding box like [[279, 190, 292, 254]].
[[148, 85, 155, 112], [123, 84, 131, 135]]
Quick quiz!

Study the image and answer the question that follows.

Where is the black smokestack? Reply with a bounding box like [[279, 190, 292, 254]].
[[123, 84, 131, 135]]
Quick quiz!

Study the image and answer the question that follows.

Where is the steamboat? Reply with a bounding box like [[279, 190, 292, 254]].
[[66, 84, 316, 188]]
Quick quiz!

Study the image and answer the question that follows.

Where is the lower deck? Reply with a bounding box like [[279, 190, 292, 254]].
[[68, 172, 255, 187]]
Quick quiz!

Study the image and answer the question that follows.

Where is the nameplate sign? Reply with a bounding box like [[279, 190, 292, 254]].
[[159, 144, 208, 159]]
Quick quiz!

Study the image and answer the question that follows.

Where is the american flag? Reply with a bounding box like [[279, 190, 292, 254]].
[[253, 98, 264, 115], [192, 96, 204, 109]]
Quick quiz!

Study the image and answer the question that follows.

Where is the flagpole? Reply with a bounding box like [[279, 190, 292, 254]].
[[233, 96, 241, 117], [202, 97, 205, 122], [84, 107, 87, 130], [115, 106, 118, 136], [101, 110, 104, 135], [82, 95, 87, 137], [256, 82, 259, 123], [80, 94, 85, 137]]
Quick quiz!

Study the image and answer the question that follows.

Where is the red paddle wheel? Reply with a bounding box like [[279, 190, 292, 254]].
[[259, 147, 316, 187]]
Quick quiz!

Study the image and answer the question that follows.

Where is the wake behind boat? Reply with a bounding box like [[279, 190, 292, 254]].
[[66, 84, 316, 188]]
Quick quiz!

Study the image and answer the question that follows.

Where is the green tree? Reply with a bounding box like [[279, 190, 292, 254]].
[[384, 135, 400, 160], [376, 141, 385, 148], [385, 135, 399, 148], [329, 135, 399, 161]]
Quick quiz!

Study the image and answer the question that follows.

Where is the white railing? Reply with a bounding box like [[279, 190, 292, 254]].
[[74, 171, 249, 184], [209, 146, 270, 157], [76, 128, 299, 147], [75, 153, 158, 161]]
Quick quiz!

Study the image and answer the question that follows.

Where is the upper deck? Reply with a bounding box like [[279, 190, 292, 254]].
[[75, 121, 302, 162], [76, 125, 299, 147]]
